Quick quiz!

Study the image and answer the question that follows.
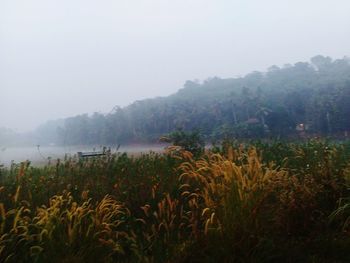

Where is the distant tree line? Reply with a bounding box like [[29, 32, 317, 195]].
[[36, 55, 350, 145]]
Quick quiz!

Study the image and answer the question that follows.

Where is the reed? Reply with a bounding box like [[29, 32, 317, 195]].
[[1, 140, 350, 262]]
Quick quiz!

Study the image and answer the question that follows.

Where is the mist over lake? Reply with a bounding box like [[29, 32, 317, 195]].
[[1, 0, 350, 261], [0, 144, 166, 167]]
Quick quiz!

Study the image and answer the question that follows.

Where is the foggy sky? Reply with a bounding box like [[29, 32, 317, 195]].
[[1, 0, 349, 131]]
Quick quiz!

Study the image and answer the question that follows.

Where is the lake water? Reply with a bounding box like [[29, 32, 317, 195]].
[[0, 144, 167, 167]]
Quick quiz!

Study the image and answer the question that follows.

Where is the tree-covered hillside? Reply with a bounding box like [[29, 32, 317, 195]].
[[37, 55, 350, 145]]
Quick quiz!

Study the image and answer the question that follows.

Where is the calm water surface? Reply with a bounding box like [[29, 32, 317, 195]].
[[0, 144, 167, 167]]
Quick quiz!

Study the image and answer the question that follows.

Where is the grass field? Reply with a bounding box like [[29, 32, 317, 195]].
[[1, 139, 350, 262]]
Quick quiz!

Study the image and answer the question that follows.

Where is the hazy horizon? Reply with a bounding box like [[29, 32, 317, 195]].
[[1, 0, 350, 132]]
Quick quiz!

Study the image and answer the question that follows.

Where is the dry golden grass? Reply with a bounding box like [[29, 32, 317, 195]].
[[1, 141, 350, 262]]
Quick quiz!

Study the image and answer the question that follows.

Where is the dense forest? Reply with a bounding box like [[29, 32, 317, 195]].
[[36, 55, 350, 145]]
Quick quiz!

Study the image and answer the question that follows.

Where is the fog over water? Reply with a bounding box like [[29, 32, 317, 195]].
[[0, 144, 167, 167], [1, 0, 350, 131]]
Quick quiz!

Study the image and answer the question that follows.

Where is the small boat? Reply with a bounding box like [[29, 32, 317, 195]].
[[77, 147, 108, 158]]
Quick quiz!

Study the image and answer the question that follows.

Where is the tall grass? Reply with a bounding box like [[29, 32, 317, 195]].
[[1, 140, 350, 262]]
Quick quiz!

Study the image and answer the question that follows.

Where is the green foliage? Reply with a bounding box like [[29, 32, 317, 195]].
[[162, 129, 205, 157]]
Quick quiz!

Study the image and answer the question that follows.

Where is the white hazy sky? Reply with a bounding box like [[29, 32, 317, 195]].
[[1, 0, 349, 131]]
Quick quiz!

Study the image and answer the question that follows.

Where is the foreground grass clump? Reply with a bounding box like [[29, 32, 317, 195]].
[[1, 140, 350, 262]]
